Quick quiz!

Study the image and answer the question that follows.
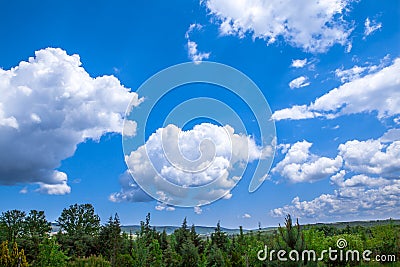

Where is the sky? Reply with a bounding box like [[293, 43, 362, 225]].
[[0, 0, 399, 229]]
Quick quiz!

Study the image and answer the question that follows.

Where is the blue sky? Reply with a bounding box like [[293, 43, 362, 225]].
[[0, 0, 399, 228]]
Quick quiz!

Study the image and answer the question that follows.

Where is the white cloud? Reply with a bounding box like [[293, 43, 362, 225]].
[[364, 17, 382, 39], [242, 213, 251, 219], [291, 59, 307, 68], [380, 128, 400, 143], [123, 120, 137, 137], [19, 187, 28, 194], [155, 203, 176, 212], [335, 65, 368, 83], [289, 76, 310, 89], [271, 134, 400, 220], [339, 139, 400, 176], [272, 105, 320, 121], [123, 123, 266, 206], [271, 178, 400, 219], [272, 57, 400, 121], [205, 0, 354, 52], [0, 48, 140, 194], [194, 206, 203, 214], [272, 141, 343, 183], [185, 24, 210, 63]]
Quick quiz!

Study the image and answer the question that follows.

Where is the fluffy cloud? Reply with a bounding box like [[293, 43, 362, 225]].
[[122, 123, 266, 206], [194, 206, 203, 214], [364, 17, 382, 38], [205, 0, 354, 52], [185, 24, 210, 63], [339, 139, 400, 176], [271, 105, 320, 121], [272, 141, 343, 183], [272, 57, 400, 121], [291, 59, 307, 68], [271, 178, 400, 219], [289, 76, 310, 89], [271, 133, 400, 219], [242, 213, 251, 219], [0, 48, 140, 194]]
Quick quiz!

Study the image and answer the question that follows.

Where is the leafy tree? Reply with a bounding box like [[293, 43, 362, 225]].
[[0, 210, 26, 244], [56, 203, 100, 257], [115, 253, 135, 266], [68, 255, 111, 266], [21, 210, 51, 261], [35, 238, 68, 267]]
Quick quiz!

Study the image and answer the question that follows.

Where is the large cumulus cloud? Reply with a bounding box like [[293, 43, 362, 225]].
[[0, 48, 140, 194], [113, 123, 268, 206]]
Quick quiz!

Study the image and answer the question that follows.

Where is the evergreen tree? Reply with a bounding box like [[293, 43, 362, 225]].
[[211, 221, 229, 251], [98, 214, 122, 266]]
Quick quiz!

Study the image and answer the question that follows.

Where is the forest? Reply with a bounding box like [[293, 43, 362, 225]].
[[0, 203, 399, 266]]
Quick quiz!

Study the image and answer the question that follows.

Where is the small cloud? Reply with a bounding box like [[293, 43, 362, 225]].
[[19, 187, 28, 194], [155, 202, 175, 211], [364, 17, 382, 39], [291, 59, 307, 68], [289, 76, 310, 89], [185, 24, 210, 63], [187, 41, 210, 63], [242, 213, 251, 219], [166, 206, 175, 211], [223, 192, 232, 199], [194, 206, 202, 214]]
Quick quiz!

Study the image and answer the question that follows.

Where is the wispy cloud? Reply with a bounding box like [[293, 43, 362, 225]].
[[289, 76, 310, 89], [185, 23, 210, 63], [363, 17, 382, 39], [273, 57, 400, 121]]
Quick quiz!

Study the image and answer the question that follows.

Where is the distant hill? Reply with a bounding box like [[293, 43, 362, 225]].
[[51, 218, 399, 236]]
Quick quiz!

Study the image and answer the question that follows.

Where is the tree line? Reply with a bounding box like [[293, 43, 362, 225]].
[[0, 203, 399, 266]]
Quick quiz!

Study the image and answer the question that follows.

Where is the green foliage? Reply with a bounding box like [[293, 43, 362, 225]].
[[0, 241, 28, 267], [68, 255, 111, 267], [35, 238, 68, 267], [1, 206, 399, 267], [98, 214, 122, 266], [115, 253, 134, 267], [56, 203, 101, 257], [0, 210, 26, 244]]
